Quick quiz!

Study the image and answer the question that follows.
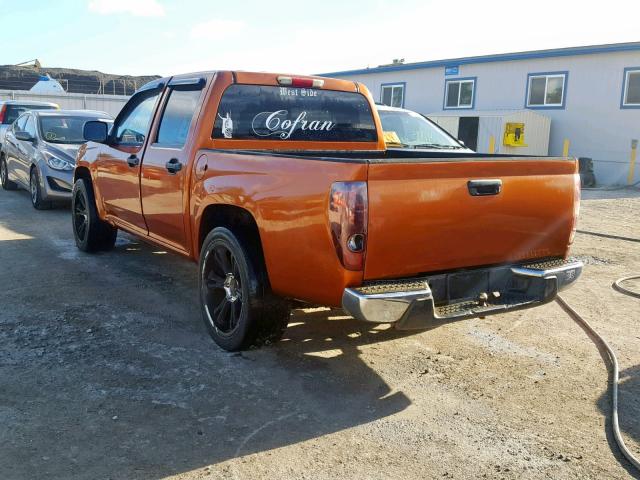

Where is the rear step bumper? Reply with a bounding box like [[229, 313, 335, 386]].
[[342, 259, 583, 329]]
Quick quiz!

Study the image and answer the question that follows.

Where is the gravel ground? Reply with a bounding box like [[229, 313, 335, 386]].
[[0, 186, 639, 480]]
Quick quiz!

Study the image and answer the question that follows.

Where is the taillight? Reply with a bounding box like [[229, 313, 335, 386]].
[[0, 104, 6, 124], [569, 172, 581, 244], [329, 182, 368, 271], [277, 76, 324, 88]]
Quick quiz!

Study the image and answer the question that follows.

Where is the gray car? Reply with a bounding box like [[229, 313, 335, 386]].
[[0, 109, 113, 209]]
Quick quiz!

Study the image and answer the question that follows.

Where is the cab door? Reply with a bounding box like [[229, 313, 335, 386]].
[[140, 77, 206, 253], [95, 84, 163, 233]]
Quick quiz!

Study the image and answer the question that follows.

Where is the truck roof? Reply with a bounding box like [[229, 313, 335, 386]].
[[136, 71, 360, 94]]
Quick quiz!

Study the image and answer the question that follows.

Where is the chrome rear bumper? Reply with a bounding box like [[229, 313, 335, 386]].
[[342, 259, 583, 329]]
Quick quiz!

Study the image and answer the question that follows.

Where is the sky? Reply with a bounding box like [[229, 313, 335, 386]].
[[1, 0, 639, 77]]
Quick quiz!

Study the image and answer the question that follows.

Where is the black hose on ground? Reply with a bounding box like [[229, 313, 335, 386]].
[[556, 275, 640, 472]]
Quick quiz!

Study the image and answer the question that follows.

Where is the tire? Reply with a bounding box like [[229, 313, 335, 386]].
[[72, 178, 117, 252], [0, 157, 17, 191], [582, 172, 596, 188], [30, 168, 52, 210], [199, 227, 291, 351]]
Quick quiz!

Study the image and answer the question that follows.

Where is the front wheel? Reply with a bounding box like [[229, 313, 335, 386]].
[[199, 227, 290, 351], [72, 178, 117, 252], [30, 168, 51, 210]]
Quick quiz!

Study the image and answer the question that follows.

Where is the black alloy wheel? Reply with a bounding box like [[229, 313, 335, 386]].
[[202, 242, 245, 337], [199, 227, 291, 351], [73, 188, 89, 244], [71, 178, 117, 252]]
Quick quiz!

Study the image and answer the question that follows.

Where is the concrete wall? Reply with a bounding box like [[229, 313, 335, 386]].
[[339, 50, 640, 185], [0, 89, 129, 117]]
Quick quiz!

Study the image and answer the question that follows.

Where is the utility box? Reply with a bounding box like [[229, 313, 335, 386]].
[[503, 122, 527, 147], [428, 110, 550, 155]]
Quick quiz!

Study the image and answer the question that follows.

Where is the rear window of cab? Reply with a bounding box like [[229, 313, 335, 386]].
[[212, 85, 377, 142]]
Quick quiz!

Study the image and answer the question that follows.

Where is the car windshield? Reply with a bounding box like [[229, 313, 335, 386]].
[[378, 109, 462, 149], [39, 116, 110, 144]]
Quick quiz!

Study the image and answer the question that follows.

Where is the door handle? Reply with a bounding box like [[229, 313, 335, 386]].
[[165, 158, 183, 174], [468, 179, 502, 196], [127, 154, 140, 168]]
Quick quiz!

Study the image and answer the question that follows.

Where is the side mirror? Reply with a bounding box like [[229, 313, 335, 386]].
[[83, 121, 109, 143], [15, 131, 34, 142]]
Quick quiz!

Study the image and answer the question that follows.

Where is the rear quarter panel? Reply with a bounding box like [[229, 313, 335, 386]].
[[190, 150, 366, 306]]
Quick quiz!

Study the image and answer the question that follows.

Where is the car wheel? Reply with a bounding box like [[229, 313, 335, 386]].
[[0, 157, 17, 190], [30, 168, 52, 210], [199, 227, 290, 351], [72, 178, 117, 252]]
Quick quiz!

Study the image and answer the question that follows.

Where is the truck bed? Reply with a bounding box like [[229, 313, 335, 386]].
[[200, 148, 577, 284]]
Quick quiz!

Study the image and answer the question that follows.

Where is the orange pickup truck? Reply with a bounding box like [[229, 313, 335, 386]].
[[73, 70, 582, 351]]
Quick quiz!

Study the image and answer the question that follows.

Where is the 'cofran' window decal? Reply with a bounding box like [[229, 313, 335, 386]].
[[251, 110, 335, 140]]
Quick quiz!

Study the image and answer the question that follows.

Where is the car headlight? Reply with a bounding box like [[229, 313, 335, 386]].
[[44, 152, 73, 171]]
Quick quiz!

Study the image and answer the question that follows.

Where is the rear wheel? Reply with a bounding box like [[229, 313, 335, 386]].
[[0, 157, 17, 190], [199, 227, 290, 351], [72, 178, 117, 252], [30, 168, 52, 210], [582, 172, 596, 188]]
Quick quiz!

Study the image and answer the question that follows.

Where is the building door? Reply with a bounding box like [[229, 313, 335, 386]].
[[458, 117, 479, 151]]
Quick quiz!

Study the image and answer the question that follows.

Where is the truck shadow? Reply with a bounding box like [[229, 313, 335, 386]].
[[597, 364, 640, 478], [0, 198, 419, 479]]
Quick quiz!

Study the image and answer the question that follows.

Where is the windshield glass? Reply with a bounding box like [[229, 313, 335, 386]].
[[378, 109, 461, 148], [39, 116, 111, 144]]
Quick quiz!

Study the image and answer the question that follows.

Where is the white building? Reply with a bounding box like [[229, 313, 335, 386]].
[[323, 42, 640, 186]]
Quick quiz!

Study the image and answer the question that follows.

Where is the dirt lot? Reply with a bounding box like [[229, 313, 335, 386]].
[[0, 186, 639, 480]]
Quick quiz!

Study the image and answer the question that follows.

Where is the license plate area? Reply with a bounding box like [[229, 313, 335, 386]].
[[426, 265, 546, 307], [448, 271, 489, 301]]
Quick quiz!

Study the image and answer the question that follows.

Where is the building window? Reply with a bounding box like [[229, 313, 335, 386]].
[[526, 72, 567, 108], [622, 68, 640, 108], [444, 78, 476, 109], [380, 83, 405, 108]]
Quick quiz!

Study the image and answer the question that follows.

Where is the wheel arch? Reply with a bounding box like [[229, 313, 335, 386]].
[[73, 165, 109, 221], [197, 204, 271, 286], [29, 162, 40, 184], [74, 165, 92, 184], [29, 162, 41, 178]]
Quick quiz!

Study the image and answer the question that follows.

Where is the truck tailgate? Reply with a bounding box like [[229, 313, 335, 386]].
[[364, 158, 577, 280]]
